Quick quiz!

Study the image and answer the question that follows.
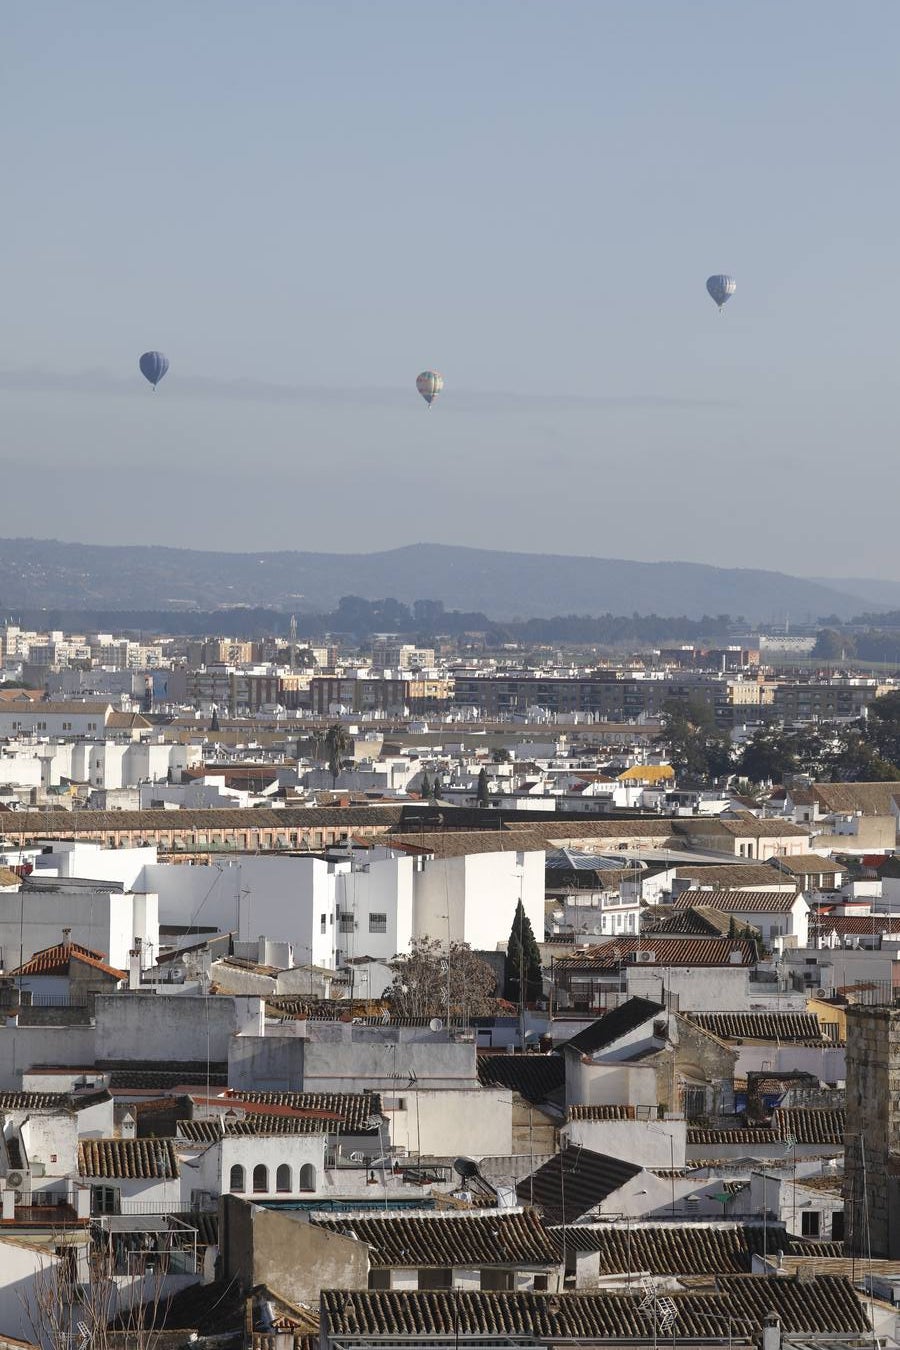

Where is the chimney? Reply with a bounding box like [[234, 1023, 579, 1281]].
[[62, 927, 71, 946], [120, 1112, 136, 1139], [761, 1315, 781, 1350], [128, 937, 143, 991]]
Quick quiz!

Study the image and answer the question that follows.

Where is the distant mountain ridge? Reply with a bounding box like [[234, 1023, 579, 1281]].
[[0, 537, 879, 621]]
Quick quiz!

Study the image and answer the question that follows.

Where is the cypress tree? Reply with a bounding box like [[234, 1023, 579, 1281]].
[[476, 766, 490, 807], [505, 899, 543, 1004]]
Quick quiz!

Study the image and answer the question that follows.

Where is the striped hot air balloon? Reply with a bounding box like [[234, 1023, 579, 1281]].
[[139, 351, 169, 388], [416, 370, 443, 407], [706, 275, 736, 310]]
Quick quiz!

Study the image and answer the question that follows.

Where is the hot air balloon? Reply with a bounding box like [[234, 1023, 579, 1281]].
[[139, 351, 169, 389], [706, 275, 736, 310], [416, 370, 443, 408]]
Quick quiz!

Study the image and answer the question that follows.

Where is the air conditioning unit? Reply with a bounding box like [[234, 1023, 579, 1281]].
[[634, 950, 655, 964], [6, 1171, 24, 1189]]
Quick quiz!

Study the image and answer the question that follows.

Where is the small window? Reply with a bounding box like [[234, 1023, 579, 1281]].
[[229, 1164, 245, 1193], [369, 913, 387, 934], [801, 1211, 821, 1238], [832, 1210, 845, 1241], [338, 912, 355, 933], [419, 1269, 452, 1290], [298, 1163, 316, 1191], [320, 914, 327, 934], [91, 1185, 120, 1215], [252, 1164, 268, 1193], [276, 1164, 291, 1193]]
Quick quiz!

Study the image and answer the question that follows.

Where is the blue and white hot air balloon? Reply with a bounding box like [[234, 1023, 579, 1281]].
[[416, 370, 443, 408], [706, 275, 736, 310], [139, 351, 169, 389]]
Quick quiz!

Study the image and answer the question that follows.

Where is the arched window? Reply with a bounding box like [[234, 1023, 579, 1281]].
[[252, 1164, 269, 1193], [276, 1164, 291, 1193], [298, 1163, 316, 1192], [229, 1165, 245, 1193]]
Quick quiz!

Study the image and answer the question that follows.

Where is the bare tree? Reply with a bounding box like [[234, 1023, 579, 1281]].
[[387, 936, 497, 1019], [21, 1226, 170, 1350]]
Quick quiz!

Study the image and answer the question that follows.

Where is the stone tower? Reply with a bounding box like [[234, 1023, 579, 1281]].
[[845, 1005, 900, 1257]]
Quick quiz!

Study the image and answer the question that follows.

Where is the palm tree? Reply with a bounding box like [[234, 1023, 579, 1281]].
[[324, 723, 351, 788]]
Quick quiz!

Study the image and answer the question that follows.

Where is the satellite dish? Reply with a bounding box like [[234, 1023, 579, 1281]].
[[429, 1017, 444, 1032], [454, 1156, 479, 1180]]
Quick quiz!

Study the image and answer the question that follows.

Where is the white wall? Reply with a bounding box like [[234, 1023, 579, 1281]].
[[563, 1116, 687, 1168], [386, 1087, 513, 1158], [0, 1238, 58, 1342], [0, 887, 157, 970], [46, 842, 158, 892], [626, 965, 750, 1011], [566, 1058, 659, 1109], [0, 1025, 98, 1091], [333, 854, 414, 965], [414, 850, 544, 950], [94, 993, 263, 1064]]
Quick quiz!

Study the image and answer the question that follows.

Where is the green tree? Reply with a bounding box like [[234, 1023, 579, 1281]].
[[324, 722, 351, 788], [738, 728, 799, 784], [812, 628, 856, 661], [476, 766, 490, 806], [420, 770, 431, 799], [505, 899, 543, 1004], [865, 691, 900, 768], [431, 772, 442, 800], [659, 698, 732, 786], [827, 725, 898, 781]]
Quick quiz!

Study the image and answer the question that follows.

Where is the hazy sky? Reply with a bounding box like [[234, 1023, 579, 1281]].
[[3, 2, 898, 577]]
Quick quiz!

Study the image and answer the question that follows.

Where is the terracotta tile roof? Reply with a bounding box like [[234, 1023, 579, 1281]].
[[777, 854, 843, 876], [554, 1222, 780, 1272], [313, 1208, 558, 1268], [687, 1126, 780, 1146], [223, 1090, 383, 1132], [644, 905, 741, 938], [687, 1012, 825, 1044], [774, 1107, 845, 1146], [321, 1275, 869, 1339], [106, 1062, 228, 1091], [78, 1137, 180, 1179], [674, 818, 812, 839], [0, 868, 20, 888], [390, 831, 549, 859], [567, 1105, 643, 1121], [516, 1145, 642, 1224], [813, 782, 900, 816], [9, 942, 126, 980], [673, 864, 795, 888], [0, 805, 405, 835], [179, 1116, 330, 1142], [814, 915, 900, 936], [0, 1092, 70, 1111], [561, 997, 665, 1056], [476, 1055, 565, 1103], [715, 1273, 868, 1334], [554, 937, 756, 971], [673, 889, 800, 914]]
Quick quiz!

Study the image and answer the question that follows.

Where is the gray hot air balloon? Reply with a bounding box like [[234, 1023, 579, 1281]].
[[416, 370, 443, 408], [139, 351, 169, 388], [706, 275, 736, 310]]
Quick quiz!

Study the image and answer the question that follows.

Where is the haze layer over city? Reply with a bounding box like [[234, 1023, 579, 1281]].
[[5, 1, 900, 579]]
